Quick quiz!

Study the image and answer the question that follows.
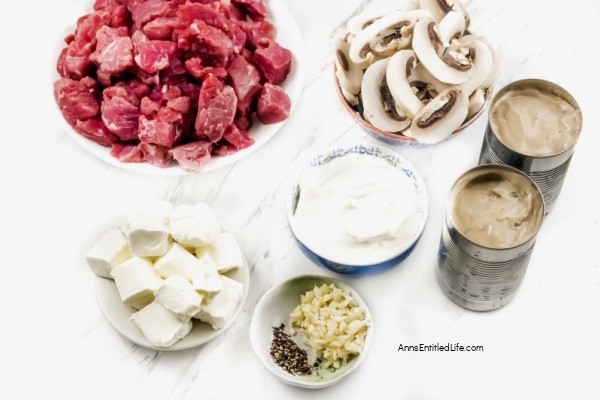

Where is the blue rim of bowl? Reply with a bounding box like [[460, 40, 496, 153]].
[[286, 143, 429, 275]]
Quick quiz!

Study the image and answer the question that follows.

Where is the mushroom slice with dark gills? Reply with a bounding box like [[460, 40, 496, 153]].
[[458, 35, 501, 90], [349, 10, 431, 65], [454, 39, 493, 97], [419, 0, 470, 28], [406, 86, 468, 144], [386, 50, 424, 118], [332, 33, 364, 98], [346, 1, 421, 35], [438, 10, 466, 46], [362, 58, 411, 132], [412, 17, 473, 84]]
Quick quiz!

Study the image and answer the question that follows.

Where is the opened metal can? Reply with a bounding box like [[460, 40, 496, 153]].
[[479, 79, 582, 213], [437, 165, 545, 311]]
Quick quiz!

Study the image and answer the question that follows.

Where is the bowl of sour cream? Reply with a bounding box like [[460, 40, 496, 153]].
[[286, 144, 429, 275]]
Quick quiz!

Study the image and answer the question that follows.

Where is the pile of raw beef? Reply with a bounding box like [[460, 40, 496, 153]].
[[54, 0, 292, 172]]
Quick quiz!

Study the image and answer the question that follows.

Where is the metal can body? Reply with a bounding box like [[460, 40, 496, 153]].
[[437, 165, 545, 311], [479, 79, 581, 213]]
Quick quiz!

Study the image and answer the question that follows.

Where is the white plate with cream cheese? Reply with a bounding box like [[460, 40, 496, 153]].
[[96, 259, 249, 351]]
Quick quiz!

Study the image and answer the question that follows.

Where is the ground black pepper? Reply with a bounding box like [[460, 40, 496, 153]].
[[270, 324, 313, 375]]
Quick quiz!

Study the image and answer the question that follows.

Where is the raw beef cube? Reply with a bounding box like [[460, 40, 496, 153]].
[[139, 142, 172, 167], [132, 0, 174, 29], [227, 55, 261, 109], [101, 96, 140, 141], [129, 79, 152, 100], [133, 31, 177, 74], [170, 141, 212, 173], [64, 41, 94, 79], [213, 142, 237, 157], [141, 97, 161, 117], [139, 108, 183, 148], [167, 97, 190, 114], [238, 20, 274, 50], [253, 40, 292, 85], [103, 82, 141, 107], [176, 3, 246, 52], [222, 124, 255, 150], [195, 85, 237, 142], [232, 0, 267, 20], [139, 117, 176, 148], [184, 58, 227, 80], [73, 12, 106, 47], [175, 20, 233, 67], [63, 12, 107, 77], [111, 142, 144, 162], [257, 83, 290, 124], [74, 118, 118, 147], [163, 85, 182, 101], [91, 26, 134, 74], [57, 48, 68, 77], [94, 0, 129, 27], [197, 74, 225, 109], [54, 77, 100, 125], [143, 17, 184, 40]]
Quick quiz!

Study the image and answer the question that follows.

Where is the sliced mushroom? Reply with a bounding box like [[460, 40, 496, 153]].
[[456, 39, 493, 97], [412, 17, 473, 84], [459, 35, 501, 89], [349, 10, 431, 65], [332, 34, 364, 95], [342, 88, 360, 106], [346, 9, 387, 35], [386, 50, 424, 118], [406, 86, 468, 144], [361, 58, 411, 132], [410, 63, 450, 97], [438, 10, 466, 46], [467, 87, 486, 118], [346, 1, 422, 35], [419, 0, 470, 28]]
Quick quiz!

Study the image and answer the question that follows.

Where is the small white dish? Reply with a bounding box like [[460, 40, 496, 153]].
[[250, 275, 373, 389], [96, 258, 249, 351], [53, 0, 305, 176]]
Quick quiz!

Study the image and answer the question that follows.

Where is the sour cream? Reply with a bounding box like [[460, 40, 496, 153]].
[[293, 154, 419, 265]]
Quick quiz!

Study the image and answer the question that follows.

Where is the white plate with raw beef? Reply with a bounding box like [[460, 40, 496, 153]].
[[53, 0, 305, 175]]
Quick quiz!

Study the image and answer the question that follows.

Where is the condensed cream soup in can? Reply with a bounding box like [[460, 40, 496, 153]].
[[479, 79, 582, 213], [437, 165, 545, 311]]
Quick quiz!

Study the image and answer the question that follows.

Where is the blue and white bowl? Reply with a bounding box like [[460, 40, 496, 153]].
[[286, 144, 429, 275]]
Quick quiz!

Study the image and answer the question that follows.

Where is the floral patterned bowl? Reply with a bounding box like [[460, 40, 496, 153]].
[[286, 144, 429, 275]]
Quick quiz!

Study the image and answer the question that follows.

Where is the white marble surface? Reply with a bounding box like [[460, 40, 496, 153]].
[[3, 0, 600, 398]]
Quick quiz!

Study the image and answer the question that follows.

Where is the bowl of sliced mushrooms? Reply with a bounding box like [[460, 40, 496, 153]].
[[333, 0, 501, 147]]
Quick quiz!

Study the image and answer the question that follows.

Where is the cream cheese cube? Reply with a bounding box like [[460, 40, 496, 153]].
[[192, 254, 223, 294], [86, 229, 131, 279], [155, 275, 203, 319], [154, 243, 201, 281], [169, 203, 221, 247], [124, 213, 172, 258], [195, 233, 243, 273], [193, 276, 244, 329], [110, 257, 162, 309], [131, 301, 192, 348]]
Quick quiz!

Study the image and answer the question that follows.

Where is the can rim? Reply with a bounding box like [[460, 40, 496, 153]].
[[446, 164, 546, 251], [487, 78, 583, 160]]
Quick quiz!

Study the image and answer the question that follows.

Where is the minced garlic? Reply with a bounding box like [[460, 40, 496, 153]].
[[289, 283, 369, 370]]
